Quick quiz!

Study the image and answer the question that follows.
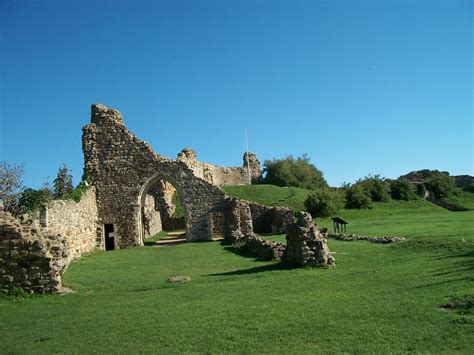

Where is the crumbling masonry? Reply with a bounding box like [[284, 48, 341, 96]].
[[82, 104, 264, 247], [0, 104, 334, 294]]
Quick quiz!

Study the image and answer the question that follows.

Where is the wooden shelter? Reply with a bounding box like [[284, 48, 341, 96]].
[[332, 217, 348, 233]]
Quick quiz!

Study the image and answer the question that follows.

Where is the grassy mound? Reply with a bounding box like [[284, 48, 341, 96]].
[[223, 184, 310, 211]]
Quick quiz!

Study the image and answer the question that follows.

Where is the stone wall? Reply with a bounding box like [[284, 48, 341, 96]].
[[37, 187, 99, 258], [143, 194, 162, 238], [0, 209, 71, 294], [177, 148, 262, 185], [248, 202, 294, 234], [82, 104, 228, 246]]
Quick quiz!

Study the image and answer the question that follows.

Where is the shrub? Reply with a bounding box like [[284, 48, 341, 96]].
[[262, 154, 328, 190], [391, 178, 417, 201], [62, 182, 89, 202], [304, 188, 345, 218], [357, 175, 390, 202], [345, 185, 372, 209], [425, 174, 456, 199], [16, 188, 52, 214]]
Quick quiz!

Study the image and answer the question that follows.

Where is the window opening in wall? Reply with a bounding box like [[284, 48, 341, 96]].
[[104, 224, 115, 250]]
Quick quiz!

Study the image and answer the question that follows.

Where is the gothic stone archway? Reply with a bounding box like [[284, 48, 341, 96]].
[[82, 104, 227, 248]]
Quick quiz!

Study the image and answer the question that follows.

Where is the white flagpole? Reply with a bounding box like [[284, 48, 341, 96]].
[[245, 129, 252, 185]]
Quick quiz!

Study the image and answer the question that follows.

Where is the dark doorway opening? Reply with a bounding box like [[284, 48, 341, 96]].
[[104, 224, 115, 250]]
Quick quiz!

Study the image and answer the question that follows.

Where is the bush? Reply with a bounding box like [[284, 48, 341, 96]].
[[357, 175, 390, 202], [304, 188, 345, 218], [62, 182, 89, 202], [262, 154, 328, 190], [345, 185, 372, 209], [16, 188, 52, 214], [425, 174, 456, 199], [391, 178, 417, 201]]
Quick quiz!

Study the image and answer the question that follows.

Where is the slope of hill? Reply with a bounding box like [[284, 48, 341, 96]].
[[222, 184, 310, 212]]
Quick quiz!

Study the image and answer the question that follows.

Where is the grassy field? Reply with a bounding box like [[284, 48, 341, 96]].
[[223, 184, 310, 211], [0, 186, 473, 353]]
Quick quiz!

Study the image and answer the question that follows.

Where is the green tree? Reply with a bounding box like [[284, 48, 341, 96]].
[[425, 174, 456, 199], [391, 178, 417, 201], [345, 184, 372, 209], [16, 188, 52, 214], [0, 161, 24, 211], [53, 164, 74, 198], [304, 187, 345, 218], [357, 175, 390, 202], [262, 154, 328, 190]]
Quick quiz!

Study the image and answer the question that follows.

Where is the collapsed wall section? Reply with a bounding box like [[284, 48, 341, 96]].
[[1, 210, 70, 294]]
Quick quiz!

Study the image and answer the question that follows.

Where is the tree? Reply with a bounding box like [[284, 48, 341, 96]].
[[357, 175, 390, 202], [0, 161, 24, 211], [53, 164, 74, 198], [304, 187, 345, 218], [345, 184, 372, 209], [425, 174, 456, 199], [16, 188, 52, 214], [262, 154, 328, 190], [391, 178, 417, 201]]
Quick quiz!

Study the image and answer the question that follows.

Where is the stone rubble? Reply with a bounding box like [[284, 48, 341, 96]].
[[325, 232, 405, 244]]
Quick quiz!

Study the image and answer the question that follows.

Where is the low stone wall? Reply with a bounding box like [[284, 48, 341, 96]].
[[249, 202, 294, 234], [0, 210, 71, 294], [37, 187, 99, 257], [282, 212, 335, 267], [325, 232, 405, 244], [234, 234, 285, 261]]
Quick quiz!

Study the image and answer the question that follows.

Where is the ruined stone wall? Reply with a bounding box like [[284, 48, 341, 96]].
[[248, 203, 294, 234], [143, 194, 162, 238], [37, 187, 99, 258], [177, 148, 262, 186], [82, 104, 228, 246], [282, 212, 334, 267], [1, 210, 71, 294]]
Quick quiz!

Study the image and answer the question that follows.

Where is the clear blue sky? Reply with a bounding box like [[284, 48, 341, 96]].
[[1, 0, 472, 188]]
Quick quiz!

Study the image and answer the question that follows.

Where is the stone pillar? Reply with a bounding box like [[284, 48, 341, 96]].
[[282, 212, 335, 267]]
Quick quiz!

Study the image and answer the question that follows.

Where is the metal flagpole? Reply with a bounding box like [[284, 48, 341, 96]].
[[245, 129, 252, 185]]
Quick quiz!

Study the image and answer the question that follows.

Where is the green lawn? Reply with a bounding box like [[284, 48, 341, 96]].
[[1, 188, 473, 353], [223, 184, 310, 211]]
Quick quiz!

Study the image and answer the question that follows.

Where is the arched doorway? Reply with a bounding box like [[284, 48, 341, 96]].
[[138, 174, 188, 246]]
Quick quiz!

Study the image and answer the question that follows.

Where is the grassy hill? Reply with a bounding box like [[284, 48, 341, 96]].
[[223, 184, 310, 211], [1, 184, 473, 353]]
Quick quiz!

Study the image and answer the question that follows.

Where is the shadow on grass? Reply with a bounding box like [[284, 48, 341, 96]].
[[220, 243, 275, 263], [417, 249, 474, 288], [207, 263, 287, 277]]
